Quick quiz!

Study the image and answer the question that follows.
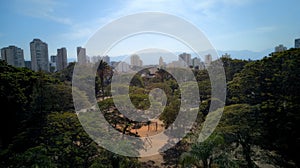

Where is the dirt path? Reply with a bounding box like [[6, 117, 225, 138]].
[[133, 119, 177, 167], [129, 119, 164, 137]]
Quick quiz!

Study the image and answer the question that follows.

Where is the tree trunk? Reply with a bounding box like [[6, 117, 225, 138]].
[[202, 159, 208, 168], [239, 133, 255, 168], [100, 76, 105, 100], [208, 157, 213, 168]]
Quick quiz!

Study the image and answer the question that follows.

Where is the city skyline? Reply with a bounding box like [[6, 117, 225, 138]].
[[0, 0, 299, 61], [2, 36, 300, 71], [1, 38, 214, 72]]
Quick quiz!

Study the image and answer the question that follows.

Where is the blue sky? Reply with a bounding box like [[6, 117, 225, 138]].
[[0, 0, 299, 61]]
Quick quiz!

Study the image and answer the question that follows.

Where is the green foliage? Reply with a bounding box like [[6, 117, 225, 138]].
[[217, 104, 260, 167], [95, 60, 113, 98], [217, 104, 260, 140], [194, 69, 211, 101], [227, 49, 300, 166], [0, 61, 65, 149], [179, 133, 224, 168], [53, 62, 75, 82], [130, 94, 150, 110], [159, 98, 180, 128], [1, 111, 141, 168], [130, 73, 144, 88], [220, 56, 249, 81], [38, 112, 103, 167], [1, 48, 300, 167], [0, 60, 144, 168], [13, 146, 55, 168]]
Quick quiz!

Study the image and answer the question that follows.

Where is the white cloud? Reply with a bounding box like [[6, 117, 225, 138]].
[[58, 0, 254, 45], [59, 15, 114, 41], [42, 0, 258, 54], [16, 0, 72, 25], [90, 0, 253, 38], [255, 26, 277, 33], [61, 27, 95, 40]]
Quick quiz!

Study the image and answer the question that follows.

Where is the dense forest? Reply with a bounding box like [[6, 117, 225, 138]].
[[0, 48, 299, 167]]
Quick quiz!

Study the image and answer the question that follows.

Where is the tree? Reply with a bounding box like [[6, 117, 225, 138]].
[[96, 60, 113, 99], [220, 57, 248, 81], [179, 133, 224, 168], [227, 48, 300, 166], [217, 104, 260, 168], [155, 68, 171, 82], [53, 61, 75, 82]]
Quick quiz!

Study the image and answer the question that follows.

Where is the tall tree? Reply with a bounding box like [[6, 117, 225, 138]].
[[179, 133, 224, 168], [96, 60, 112, 99]]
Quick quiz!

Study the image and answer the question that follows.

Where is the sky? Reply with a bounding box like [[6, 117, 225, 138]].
[[0, 0, 299, 61]]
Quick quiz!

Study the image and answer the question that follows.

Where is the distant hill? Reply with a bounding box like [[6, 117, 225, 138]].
[[217, 49, 273, 60]]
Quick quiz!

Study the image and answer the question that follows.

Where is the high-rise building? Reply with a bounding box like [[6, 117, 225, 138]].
[[86, 55, 91, 64], [275, 44, 287, 52], [192, 57, 201, 68], [102, 55, 110, 65], [295, 38, 300, 48], [159, 56, 165, 67], [90, 55, 110, 65], [91, 55, 101, 63], [24, 61, 31, 69], [56, 47, 68, 71], [115, 61, 130, 73], [178, 52, 192, 67], [130, 54, 143, 66], [1, 45, 25, 67], [167, 60, 185, 68], [49, 55, 57, 72], [30, 39, 49, 71], [204, 54, 212, 67], [77, 46, 87, 65], [50, 55, 57, 63]]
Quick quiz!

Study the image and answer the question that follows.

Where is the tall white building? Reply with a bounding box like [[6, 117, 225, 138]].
[[130, 54, 143, 67], [57, 47, 68, 71], [115, 61, 130, 73], [30, 39, 49, 71], [1, 45, 25, 67], [178, 52, 192, 67], [77, 46, 87, 65], [159, 56, 166, 67], [204, 54, 212, 67], [275, 44, 287, 52], [295, 38, 300, 48]]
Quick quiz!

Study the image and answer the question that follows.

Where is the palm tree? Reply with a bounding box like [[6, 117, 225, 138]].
[[179, 133, 224, 168], [156, 68, 169, 82], [96, 60, 112, 99]]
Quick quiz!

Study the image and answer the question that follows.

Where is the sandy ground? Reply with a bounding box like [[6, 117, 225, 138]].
[[130, 119, 164, 137], [130, 120, 176, 167]]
